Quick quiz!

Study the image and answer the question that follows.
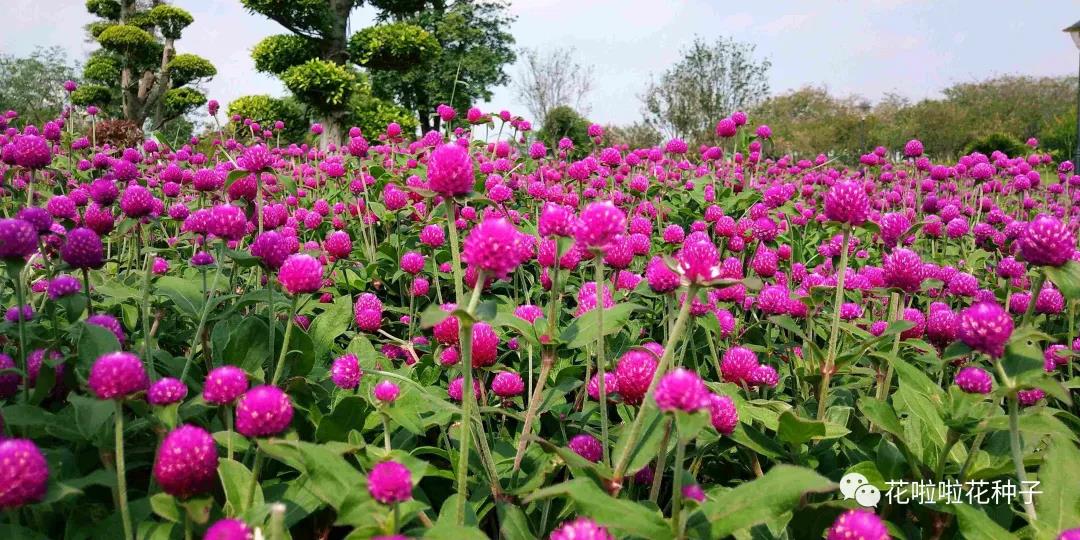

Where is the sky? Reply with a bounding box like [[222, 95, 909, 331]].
[[2, 0, 1079, 127]]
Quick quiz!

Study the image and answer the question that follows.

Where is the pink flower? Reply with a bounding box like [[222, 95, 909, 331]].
[[461, 217, 523, 278], [153, 425, 218, 499], [367, 460, 412, 504], [235, 386, 293, 437], [574, 202, 626, 249], [278, 254, 324, 295], [550, 517, 613, 540], [427, 143, 474, 196], [827, 509, 888, 540], [491, 371, 525, 397], [204, 366, 248, 405], [0, 439, 48, 509], [330, 354, 362, 390], [88, 352, 148, 400], [373, 380, 400, 403], [654, 368, 708, 412]]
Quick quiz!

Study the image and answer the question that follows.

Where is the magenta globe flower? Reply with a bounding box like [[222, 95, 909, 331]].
[[235, 385, 293, 437], [1018, 214, 1075, 267], [654, 368, 708, 412], [677, 238, 722, 284], [958, 302, 1013, 359], [61, 227, 105, 269], [88, 352, 148, 400], [614, 350, 658, 406], [491, 371, 525, 398], [707, 393, 738, 435], [568, 433, 603, 463], [954, 366, 993, 394], [1059, 528, 1080, 540], [0, 439, 49, 508], [153, 425, 218, 499], [827, 509, 888, 540], [550, 517, 613, 540], [277, 254, 323, 295], [13, 135, 51, 169], [0, 219, 38, 260], [204, 518, 251, 540], [330, 353, 362, 390], [203, 366, 248, 405], [147, 377, 188, 406], [367, 460, 412, 504], [721, 346, 760, 384], [461, 217, 523, 278], [882, 248, 923, 293], [373, 380, 400, 403], [427, 143, 474, 196], [574, 201, 626, 249], [824, 181, 869, 226]]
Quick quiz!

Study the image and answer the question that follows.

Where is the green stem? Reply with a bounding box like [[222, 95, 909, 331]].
[[179, 248, 225, 382], [611, 285, 698, 489], [445, 199, 465, 304], [81, 267, 94, 314], [594, 254, 610, 466], [381, 411, 392, 452], [649, 418, 673, 503], [671, 437, 687, 539], [12, 271, 29, 402], [141, 251, 155, 380], [269, 296, 299, 386], [226, 411, 234, 461], [817, 227, 851, 420], [455, 272, 485, 525], [114, 401, 133, 540], [244, 450, 264, 511], [957, 432, 986, 481], [1022, 272, 1045, 328], [1008, 394, 1038, 521], [934, 430, 959, 483]]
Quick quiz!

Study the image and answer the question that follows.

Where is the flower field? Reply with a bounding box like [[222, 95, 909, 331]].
[[1, 103, 1080, 540]]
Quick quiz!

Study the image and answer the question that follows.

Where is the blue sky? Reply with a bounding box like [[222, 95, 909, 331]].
[[3, 0, 1078, 126]]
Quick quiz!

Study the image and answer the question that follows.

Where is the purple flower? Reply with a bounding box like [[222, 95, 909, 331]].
[[614, 350, 657, 406], [721, 346, 759, 385], [427, 143, 474, 196], [568, 433, 603, 463], [708, 393, 738, 435], [0, 439, 48, 508], [153, 425, 218, 499], [958, 302, 1013, 359], [373, 380, 400, 403], [654, 368, 709, 412], [491, 371, 525, 398], [235, 385, 293, 437], [824, 181, 869, 226], [574, 202, 626, 249], [461, 218, 523, 279], [87, 314, 126, 343], [277, 254, 323, 295], [204, 518, 251, 540], [13, 135, 51, 169], [47, 275, 81, 299], [88, 352, 148, 400], [148, 377, 188, 406], [61, 228, 105, 269], [367, 460, 412, 504], [330, 354, 362, 390], [550, 517, 613, 540], [827, 509, 888, 540], [0, 219, 38, 260], [203, 366, 248, 405], [954, 366, 993, 394], [1019, 214, 1075, 267]]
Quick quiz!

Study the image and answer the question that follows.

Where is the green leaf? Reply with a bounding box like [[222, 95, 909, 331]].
[[497, 503, 533, 540], [777, 410, 826, 446], [309, 295, 352, 361], [76, 322, 121, 372], [1035, 438, 1080, 538], [953, 503, 1016, 540], [561, 303, 642, 349], [419, 303, 452, 329], [525, 479, 670, 538], [316, 395, 370, 442], [701, 465, 836, 538], [224, 169, 250, 191], [150, 493, 180, 523], [1045, 261, 1080, 301], [1003, 327, 1047, 380], [155, 275, 205, 318], [612, 405, 670, 475], [69, 393, 115, 442], [258, 440, 365, 511], [858, 397, 905, 438], [674, 410, 709, 443], [223, 317, 271, 377], [218, 458, 262, 516], [474, 299, 498, 322], [423, 524, 488, 540]]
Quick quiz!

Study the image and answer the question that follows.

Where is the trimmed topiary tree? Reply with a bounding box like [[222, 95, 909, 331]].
[[83, 0, 216, 129]]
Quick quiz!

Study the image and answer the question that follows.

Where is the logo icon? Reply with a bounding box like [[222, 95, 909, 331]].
[[840, 472, 880, 507]]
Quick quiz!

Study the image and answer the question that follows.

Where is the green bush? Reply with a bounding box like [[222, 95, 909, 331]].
[[540, 105, 592, 156], [227, 94, 308, 140], [149, 4, 194, 39], [252, 34, 319, 76], [166, 54, 216, 86], [162, 87, 206, 118], [85, 0, 120, 20], [281, 60, 356, 112], [963, 132, 1025, 157], [83, 53, 121, 85], [345, 77, 418, 136], [71, 84, 113, 107], [348, 23, 440, 71], [97, 24, 157, 55]]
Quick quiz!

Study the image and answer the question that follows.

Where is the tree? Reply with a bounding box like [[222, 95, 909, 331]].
[[82, 0, 217, 129], [513, 46, 593, 124], [0, 47, 79, 126], [538, 105, 591, 157], [369, 0, 517, 133], [602, 122, 661, 150], [243, 0, 443, 142], [640, 36, 770, 143]]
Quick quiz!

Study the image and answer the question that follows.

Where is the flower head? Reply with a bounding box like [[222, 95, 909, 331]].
[[367, 460, 412, 504], [461, 218, 523, 278], [0, 439, 48, 509], [278, 254, 323, 295], [827, 509, 888, 540], [1019, 215, 1075, 267], [153, 425, 218, 499], [428, 143, 474, 196], [203, 366, 248, 405], [330, 354, 362, 390], [550, 517, 613, 540], [88, 352, 148, 400], [958, 302, 1013, 358], [235, 385, 293, 437], [654, 368, 709, 412]]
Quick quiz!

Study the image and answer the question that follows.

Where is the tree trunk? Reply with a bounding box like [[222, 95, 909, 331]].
[[320, 111, 347, 150]]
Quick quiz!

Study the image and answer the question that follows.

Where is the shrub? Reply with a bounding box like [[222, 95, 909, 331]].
[[281, 60, 356, 112], [348, 23, 440, 71], [252, 34, 319, 76], [166, 54, 216, 86], [964, 132, 1025, 157]]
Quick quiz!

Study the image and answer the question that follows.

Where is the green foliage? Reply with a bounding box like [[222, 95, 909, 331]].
[[1040, 105, 1078, 162], [70, 84, 114, 107], [281, 60, 356, 112], [162, 87, 206, 119], [83, 53, 120, 85], [348, 22, 440, 71], [252, 34, 319, 76], [602, 121, 662, 149], [370, 0, 516, 131], [227, 94, 308, 140], [641, 36, 770, 143], [96, 24, 157, 56], [0, 47, 80, 126], [148, 4, 194, 40], [346, 78, 419, 136], [166, 54, 216, 86], [240, 0, 341, 37], [539, 105, 591, 155], [369, 0, 431, 16], [964, 132, 1025, 157], [87, 21, 116, 39], [85, 0, 120, 20]]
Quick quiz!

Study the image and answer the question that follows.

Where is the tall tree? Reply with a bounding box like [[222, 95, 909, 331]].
[[513, 46, 593, 124], [0, 47, 79, 127], [80, 0, 217, 129], [243, 0, 442, 142], [369, 0, 517, 133], [640, 36, 770, 143]]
